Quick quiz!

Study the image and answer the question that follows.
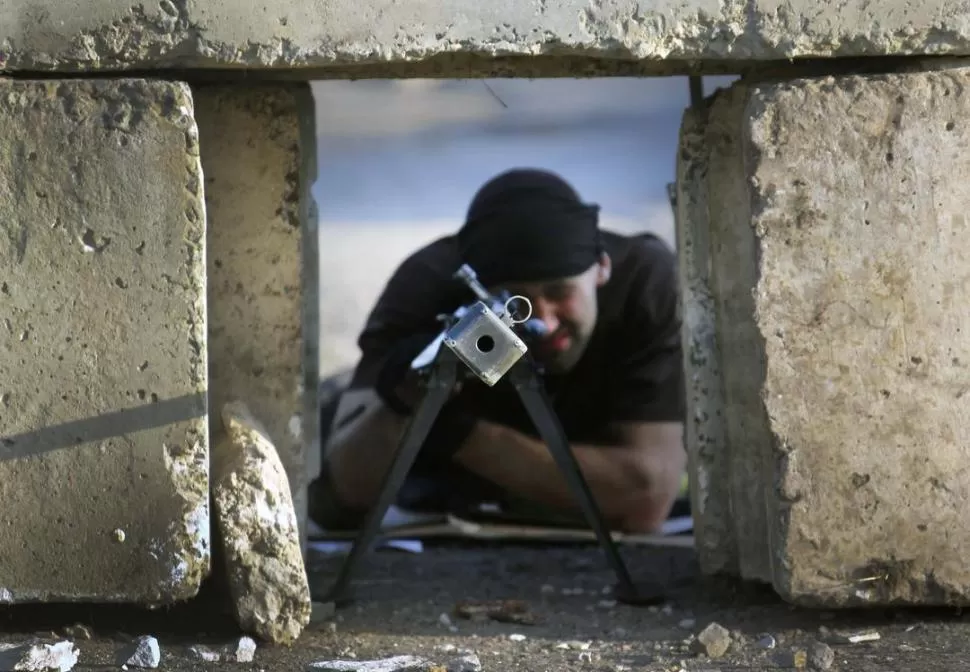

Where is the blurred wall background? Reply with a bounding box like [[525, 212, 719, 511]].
[[312, 76, 737, 378]]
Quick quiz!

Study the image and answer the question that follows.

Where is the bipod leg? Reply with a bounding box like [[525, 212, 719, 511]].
[[507, 357, 640, 602], [319, 350, 459, 604]]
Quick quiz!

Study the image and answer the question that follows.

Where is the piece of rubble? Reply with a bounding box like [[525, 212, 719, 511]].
[[0, 641, 78, 672], [846, 631, 880, 644], [189, 645, 221, 662], [61, 626, 91, 641], [556, 641, 591, 651], [824, 630, 881, 645], [508, 634, 526, 642], [121, 636, 161, 668], [212, 401, 312, 644], [446, 653, 481, 672], [307, 655, 433, 671], [691, 622, 731, 659], [230, 637, 257, 663], [755, 634, 777, 650], [808, 641, 834, 670], [454, 599, 539, 625]]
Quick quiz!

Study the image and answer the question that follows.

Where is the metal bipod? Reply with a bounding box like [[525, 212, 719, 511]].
[[315, 346, 652, 606]]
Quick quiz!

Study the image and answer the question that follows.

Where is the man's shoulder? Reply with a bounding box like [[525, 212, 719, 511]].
[[603, 230, 676, 270], [392, 234, 462, 280], [601, 230, 677, 298]]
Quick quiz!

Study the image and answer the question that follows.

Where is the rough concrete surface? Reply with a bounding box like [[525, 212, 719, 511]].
[[195, 83, 316, 554], [213, 401, 311, 645], [704, 81, 777, 588], [4, 0, 970, 73], [695, 67, 970, 606], [5, 543, 970, 672], [674, 104, 736, 578], [0, 78, 209, 603]]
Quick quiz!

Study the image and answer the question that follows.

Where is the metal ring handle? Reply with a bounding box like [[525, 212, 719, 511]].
[[504, 295, 533, 325]]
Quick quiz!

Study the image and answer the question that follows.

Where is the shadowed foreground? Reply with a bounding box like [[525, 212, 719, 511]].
[[2, 542, 970, 671]]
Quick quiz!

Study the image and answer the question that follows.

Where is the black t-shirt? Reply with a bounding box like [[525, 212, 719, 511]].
[[348, 230, 685, 443]]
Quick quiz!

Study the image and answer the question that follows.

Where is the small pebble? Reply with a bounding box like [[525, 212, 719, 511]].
[[556, 641, 590, 650], [756, 634, 777, 650], [63, 624, 92, 640], [692, 622, 731, 659], [808, 641, 834, 670], [678, 618, 696, 630], [123, 635, 161, 669], [578, 651, 594, 663], [446, 653, 482, 672], [509, 634, 526, 642], [232, 637, 257, 663], [189, 645, 220, 662]]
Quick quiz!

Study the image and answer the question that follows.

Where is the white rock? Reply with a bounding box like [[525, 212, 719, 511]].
[[446, 653, 481, 672], [189, 645, 221, 662], [231, 637, 257, 663], [123, 636, 161, 668], [508, 634, 526, 642], [307, 655, 432, 671], [0, 641, 78, 672]]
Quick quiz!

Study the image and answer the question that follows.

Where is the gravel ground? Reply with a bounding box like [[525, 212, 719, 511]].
[[3, 541, 970, 671]]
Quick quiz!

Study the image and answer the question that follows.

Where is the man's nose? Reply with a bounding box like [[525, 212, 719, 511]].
[[531, 298, 560, 334]]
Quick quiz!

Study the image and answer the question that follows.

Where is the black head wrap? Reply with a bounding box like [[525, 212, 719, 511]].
[[456, 168, 601, 287]]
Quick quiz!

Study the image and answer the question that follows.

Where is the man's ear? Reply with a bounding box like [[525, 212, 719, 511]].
[[595, 251, 612, 286]]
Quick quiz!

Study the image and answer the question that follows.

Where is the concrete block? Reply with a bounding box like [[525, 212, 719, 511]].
[[694, 67, 970, 606], [5, 0, 970, 73], [0, 79, 209, 603], [674, 104, 737, 577], [194, 84, 318, 556]]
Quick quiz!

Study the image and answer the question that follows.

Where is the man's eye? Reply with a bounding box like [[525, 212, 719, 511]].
[[545, 286, 571, 301]]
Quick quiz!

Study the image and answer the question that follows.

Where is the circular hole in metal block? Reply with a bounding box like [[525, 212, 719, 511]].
[[476, 334, 496, 353]]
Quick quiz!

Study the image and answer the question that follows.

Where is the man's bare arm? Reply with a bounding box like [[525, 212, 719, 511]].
[[452, 419, 685, 533], [323, 388, 410, 511]]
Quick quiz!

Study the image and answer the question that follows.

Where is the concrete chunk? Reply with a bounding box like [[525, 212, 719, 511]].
[[695, 67, 970, 605], [213, 400, 311, 644], [5, 0, 970, 73], [0, 79, 209, 604]]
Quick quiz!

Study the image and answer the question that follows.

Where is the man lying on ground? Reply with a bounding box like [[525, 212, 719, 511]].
[[309, 168, 687, 535]]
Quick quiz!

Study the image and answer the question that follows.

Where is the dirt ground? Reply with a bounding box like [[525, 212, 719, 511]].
[[3, 541, 970, 671]]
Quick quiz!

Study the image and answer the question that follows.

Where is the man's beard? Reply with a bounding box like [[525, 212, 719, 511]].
[[536, 324, 584, 373]]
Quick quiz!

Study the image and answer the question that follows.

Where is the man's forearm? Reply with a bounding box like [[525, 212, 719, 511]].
[[325, 394, 409, 509], [452, 419, 677, 532]]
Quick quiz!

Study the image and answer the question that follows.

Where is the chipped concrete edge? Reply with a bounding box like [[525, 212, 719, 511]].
[[297, 81, 320, 560], [7, 2, 970, 75], [157, 81, 211, 602], [674, 98, 738, 577]]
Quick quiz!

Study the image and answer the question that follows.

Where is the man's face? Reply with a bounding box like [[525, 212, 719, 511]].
[[492, 254, 611, 374]]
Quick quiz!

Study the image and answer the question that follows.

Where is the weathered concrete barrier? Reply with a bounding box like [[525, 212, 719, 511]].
[[0, 78, 209, 603], [3, 0, 970, 74], [194, 83, 319, 554], [678, 67, 970, 606]]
